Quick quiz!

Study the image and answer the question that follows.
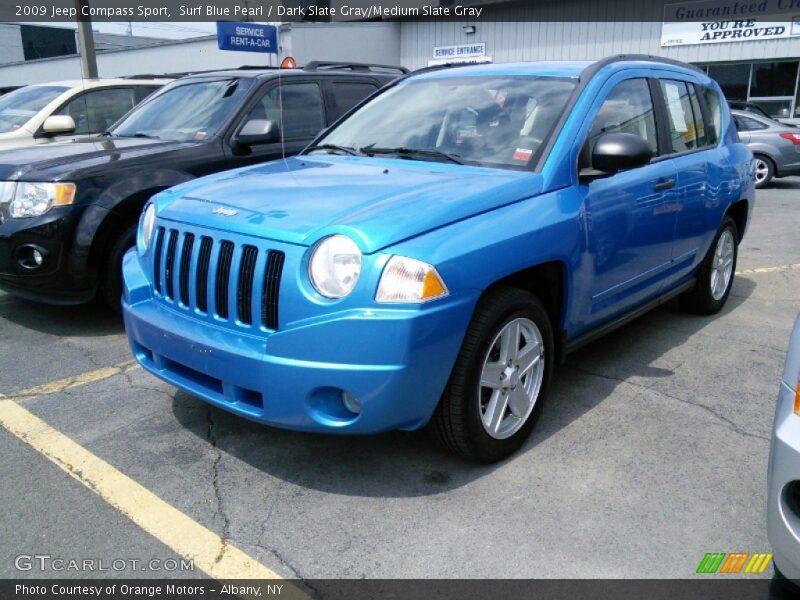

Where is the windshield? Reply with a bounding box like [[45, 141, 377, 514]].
[[110, 78, 252, 142], [314, 76, 576, 169], [0, 85, 69, 132]]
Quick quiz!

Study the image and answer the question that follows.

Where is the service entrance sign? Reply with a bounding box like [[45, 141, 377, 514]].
[[661, 0, 800, 47], [216, 21, 278, 53]]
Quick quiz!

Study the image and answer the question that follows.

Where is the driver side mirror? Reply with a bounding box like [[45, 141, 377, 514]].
[[233, 119, 280, 147], [42, 115, 76, 135], [579, 132, 652, 183]]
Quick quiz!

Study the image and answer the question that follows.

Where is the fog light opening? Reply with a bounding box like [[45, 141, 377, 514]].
[[342, 391, 362, 415], [15, 245, 48, 270]]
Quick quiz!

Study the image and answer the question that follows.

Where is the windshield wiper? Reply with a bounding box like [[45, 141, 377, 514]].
[[132, 132, 160, 139], [305, 143, 361, 156], [361, 146, 464, 165]]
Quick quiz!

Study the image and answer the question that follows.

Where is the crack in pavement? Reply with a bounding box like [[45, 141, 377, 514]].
[[566, 365, 770, 442], [206, 406, 231, 565]]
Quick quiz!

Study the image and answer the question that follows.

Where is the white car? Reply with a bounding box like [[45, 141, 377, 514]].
[[0, 78, 171, 151]]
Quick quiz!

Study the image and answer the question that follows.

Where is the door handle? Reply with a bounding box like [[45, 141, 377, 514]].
[[653, 179, 676, 191]]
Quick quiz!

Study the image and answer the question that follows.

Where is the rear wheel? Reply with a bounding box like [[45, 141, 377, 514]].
[[430, 287, 553, 462], [754, 155, 775, 189], [100, 223, 137, 312], [682, 217, 738, 315]]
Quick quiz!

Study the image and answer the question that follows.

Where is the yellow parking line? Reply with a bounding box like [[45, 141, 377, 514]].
[[736, 263, 800, 276], [0, 362, 303, 591], [10, 361, 137, 399]]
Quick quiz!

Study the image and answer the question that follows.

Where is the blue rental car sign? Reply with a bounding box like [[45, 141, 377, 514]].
[[216, 21, 277, 53]]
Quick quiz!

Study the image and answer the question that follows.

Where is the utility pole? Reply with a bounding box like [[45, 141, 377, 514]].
[[75, 0, 98, 78]]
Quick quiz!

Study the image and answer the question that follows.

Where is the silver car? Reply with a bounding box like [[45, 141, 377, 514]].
[[732, 110, 800, 188], [768, 314, 800, 580]]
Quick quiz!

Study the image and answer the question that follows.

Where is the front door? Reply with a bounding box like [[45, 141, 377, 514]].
[[226, 80, 328, 168], [580, 77, 678, 325]]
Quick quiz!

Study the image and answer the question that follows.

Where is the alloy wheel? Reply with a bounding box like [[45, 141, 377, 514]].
[[710, 229, 735, 301], [478, 317, 545, 440]]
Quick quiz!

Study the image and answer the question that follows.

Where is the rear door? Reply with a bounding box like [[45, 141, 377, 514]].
[[654, 79, 738, 287], [325, 78, 380, 122], [579, 75, 679, 325]]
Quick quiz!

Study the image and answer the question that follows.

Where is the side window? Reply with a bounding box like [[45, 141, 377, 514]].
[[244, 82, 325, 141], [659, 80, 698, 153], [331, 81, 378, 120], [56, 88, 137, 134], [738, 115, 769, 131], [701, 86, 722, 144], [585, 78, 658, 164], [687, 84, 707, 147]]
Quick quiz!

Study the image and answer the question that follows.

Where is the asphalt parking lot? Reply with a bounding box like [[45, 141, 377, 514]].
[[1, 179, 799, 581]]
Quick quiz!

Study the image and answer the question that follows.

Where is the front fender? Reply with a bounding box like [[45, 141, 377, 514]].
[[69, 170, 195, 274], [382, 188, 583, 328]]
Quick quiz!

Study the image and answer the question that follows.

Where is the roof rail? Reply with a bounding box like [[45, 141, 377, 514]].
[[408, 62, 477, 75], [122, 71, 217, 79], [584, 54, 705, 79], [236, 65, 280, 70], [303, 61, 408, 75]]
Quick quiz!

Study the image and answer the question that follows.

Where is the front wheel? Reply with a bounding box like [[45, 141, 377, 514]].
[[682, 217, 738, 315], [100, 223, 137, 312], [430, 287, 553, 462]]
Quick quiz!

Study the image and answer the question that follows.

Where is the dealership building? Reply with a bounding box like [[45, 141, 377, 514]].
[[1, 0, 800, 118]]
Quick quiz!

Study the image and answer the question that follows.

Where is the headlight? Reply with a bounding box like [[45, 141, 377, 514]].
[[308, 235, 362, 299], [139, 203, 156, 253], [376, 256, 448, 303], [5, 182, 76, 218]]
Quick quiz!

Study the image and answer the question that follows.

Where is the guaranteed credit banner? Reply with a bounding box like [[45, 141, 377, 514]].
[[661, 0, 800, 46]]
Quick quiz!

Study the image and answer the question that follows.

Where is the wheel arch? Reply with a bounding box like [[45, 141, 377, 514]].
[[480, 260, 567, 354], [725, 198, 749, 242]]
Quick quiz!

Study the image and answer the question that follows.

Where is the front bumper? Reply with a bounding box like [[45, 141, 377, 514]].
[[0, 205, 95, 304], [122, 250, 478, 434], [768, 380, 800, 580]]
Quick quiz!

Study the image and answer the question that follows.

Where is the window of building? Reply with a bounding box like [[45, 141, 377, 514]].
[[587, 78, 658, 157], [750, 62, 798, 97], [659, 80, 698, 153], [751, 99, 792, 120], [706, 64, 750, 100]]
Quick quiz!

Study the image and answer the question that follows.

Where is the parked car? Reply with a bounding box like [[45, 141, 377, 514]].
[[0, 78, 170, 150], [731, 109, 800, 188], [768, 314, 800, 581], [0, 62, 403, 307], [122, 56, 753, 462]]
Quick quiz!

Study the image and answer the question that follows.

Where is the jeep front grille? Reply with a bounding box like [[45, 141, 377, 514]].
[[152, 226, 285, 330]]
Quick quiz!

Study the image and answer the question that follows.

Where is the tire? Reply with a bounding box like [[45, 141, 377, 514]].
[[100, 223, 137, 312], [430, 286, 554, 462], [682, 217, 738, 315], [754, 154, 775, 189]]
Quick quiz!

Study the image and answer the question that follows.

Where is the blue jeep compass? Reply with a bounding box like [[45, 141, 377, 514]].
[[122, 56, 754, 461]]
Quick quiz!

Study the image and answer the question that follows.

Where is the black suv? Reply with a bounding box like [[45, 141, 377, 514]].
[[0, 62, 404, 307]]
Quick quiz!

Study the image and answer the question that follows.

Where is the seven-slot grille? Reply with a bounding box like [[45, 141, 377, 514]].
[[152, 226, 285, 330]]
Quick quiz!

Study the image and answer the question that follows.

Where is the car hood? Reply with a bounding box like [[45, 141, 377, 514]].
[[155, 155, 542, 253], [0, 136, 200, 180]]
